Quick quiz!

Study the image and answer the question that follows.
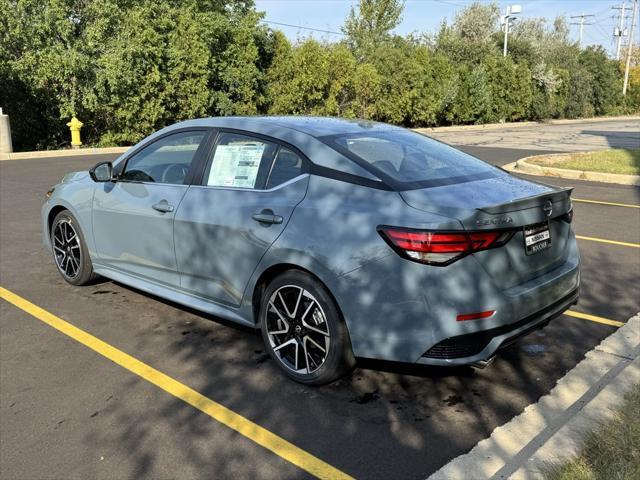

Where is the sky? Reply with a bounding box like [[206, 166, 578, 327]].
[[254, 0, 635, 56]]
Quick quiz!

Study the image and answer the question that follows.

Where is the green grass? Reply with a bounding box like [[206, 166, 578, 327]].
[[544, 384, 640, 480], [529, 149, 640, 175]]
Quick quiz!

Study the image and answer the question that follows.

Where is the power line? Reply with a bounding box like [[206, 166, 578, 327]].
[[260, 20, 344, 36], [570, 13, 595, 47]]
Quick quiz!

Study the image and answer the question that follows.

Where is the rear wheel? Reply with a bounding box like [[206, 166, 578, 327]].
[[260, 270, 355, 385], [50, 210, 95, 286]]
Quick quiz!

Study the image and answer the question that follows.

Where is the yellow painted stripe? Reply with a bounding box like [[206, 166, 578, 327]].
[[565, 310, 625, 327], [573, 198, 640, 209], [575, 235, 640, 248], [0, 286, 353, 480]]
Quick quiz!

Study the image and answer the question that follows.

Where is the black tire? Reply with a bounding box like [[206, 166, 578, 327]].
[[50, 210, 95, 286], [259, 270, 355, 385]]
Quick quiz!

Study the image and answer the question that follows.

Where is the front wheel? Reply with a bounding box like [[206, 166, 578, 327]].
[[260, 270, 355, 385], [50, 210, 95, 286]]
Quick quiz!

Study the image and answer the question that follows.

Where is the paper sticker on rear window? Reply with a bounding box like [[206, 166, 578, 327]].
[[207, 143, 265, 188]]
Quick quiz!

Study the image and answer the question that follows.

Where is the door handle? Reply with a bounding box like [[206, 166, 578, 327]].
[[252, 210, 283, 225], [152, 201, 174, 213]]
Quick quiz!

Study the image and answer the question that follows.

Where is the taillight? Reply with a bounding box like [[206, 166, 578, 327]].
[[378, 227, 515, 266]]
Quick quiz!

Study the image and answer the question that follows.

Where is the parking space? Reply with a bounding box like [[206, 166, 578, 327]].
[[1, 146, 638, 479]]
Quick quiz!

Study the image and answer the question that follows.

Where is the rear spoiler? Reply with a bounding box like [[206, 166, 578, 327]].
[[478, 187, 573, 214]]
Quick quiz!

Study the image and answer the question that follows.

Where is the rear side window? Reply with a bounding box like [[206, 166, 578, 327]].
[[325, 130, 500, 188], [205, 132, 278, 189], [266, 148, 303, 189]]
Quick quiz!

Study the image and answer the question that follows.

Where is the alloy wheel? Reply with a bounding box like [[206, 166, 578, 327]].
[[265, 285, 331, 374], [53, 219, 82, 279]]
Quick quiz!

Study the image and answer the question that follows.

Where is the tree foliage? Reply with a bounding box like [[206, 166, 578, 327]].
[[0, 0, 637, 151]]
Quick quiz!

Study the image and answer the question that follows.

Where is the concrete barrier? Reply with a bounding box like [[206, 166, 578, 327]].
[[503, 154, 640, 186], [0, 108, 13, 154]]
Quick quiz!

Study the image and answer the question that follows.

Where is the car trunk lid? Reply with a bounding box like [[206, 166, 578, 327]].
[[399, 174, 574, 289]]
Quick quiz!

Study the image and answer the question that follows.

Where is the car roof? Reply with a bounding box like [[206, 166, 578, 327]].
[[171, 116, 401, 138]]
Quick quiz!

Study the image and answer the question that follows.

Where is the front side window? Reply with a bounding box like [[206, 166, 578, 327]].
[[121, 130, 206, 184], [325, 129, 501, 189], [204, 133, 278, 189]]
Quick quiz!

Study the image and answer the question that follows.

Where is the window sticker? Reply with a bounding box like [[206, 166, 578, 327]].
[[207, 142, 265, 188]]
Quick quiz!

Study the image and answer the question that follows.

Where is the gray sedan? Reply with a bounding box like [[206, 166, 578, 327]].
[[42, 117, 580, 384]]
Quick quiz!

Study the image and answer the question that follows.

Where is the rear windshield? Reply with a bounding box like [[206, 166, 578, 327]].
[[324, 130, 501, 189]]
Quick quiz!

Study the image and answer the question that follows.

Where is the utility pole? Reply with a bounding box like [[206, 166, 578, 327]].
[[623, 0, 638, 95], [502, 4, 522, 57], [613, 3, 628, 60], [570, 13, 595, 48]]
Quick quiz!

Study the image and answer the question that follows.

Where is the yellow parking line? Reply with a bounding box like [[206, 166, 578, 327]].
[[565, 310, 625, 327], [573, 198, 640, 209], [0, 286, 353, 480], [575, 235, 640, 248]]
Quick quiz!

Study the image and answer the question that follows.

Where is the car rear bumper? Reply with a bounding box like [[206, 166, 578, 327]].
[[417, 286, 579, 366], [339, 232, 580, 364]]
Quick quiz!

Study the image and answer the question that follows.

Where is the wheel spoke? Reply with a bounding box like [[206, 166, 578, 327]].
[[301, 314, 329, 337], [56, 252, 66, 269], [305, 335, 327, 354], [273, 338, 297, 352], [277, 291, 296, 318], [300, 298, 316, 322], [303, 337, 311, 373], [293, 339, 299, 370], [267, 302, 289, 335], [291, 287, 303, 318], [69, 255, 79, 273]]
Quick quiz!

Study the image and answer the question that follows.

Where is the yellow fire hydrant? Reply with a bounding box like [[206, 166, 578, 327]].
[[66, 116, 83, 149]]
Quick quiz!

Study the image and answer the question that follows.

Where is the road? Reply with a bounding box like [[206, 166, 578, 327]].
[[424, 118, 640, 152], [1, 141, 638, 479]]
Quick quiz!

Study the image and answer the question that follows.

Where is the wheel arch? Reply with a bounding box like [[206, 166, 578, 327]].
[[47, 204, 70, 236], [250, 263, 345, 329]]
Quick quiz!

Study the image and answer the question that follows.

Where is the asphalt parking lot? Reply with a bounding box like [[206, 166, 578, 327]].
[[1, 143, 639, 479]]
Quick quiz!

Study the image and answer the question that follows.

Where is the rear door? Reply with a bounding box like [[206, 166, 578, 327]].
[[174, 130, 309, 306], [92, 129, 210, 287]]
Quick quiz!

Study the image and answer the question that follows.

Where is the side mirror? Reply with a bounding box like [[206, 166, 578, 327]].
[[89, 161, 114, 182]]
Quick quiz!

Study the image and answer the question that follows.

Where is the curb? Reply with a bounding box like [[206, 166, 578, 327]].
[[503, 154, 640, 186], [414, 115, 640, 133], [428, 313, 640, 480], [0, 146, 130, 161]]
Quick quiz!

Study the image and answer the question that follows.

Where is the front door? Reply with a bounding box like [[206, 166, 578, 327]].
[[175, 131, 309, 306], [92, 129, 209, 288]]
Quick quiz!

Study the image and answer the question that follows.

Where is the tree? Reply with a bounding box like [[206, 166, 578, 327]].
[[342, 0, 403, 59], [353, 63, 380, 119], [325, 44, 357, 117], [579, 46, 623, 116], [0, 0, 271, 148], [452, 1, 499, 44], [266, 38, 330, 115]]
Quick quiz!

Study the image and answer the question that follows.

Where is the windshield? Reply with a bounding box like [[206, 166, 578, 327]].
[[324, 129, 502, 189]]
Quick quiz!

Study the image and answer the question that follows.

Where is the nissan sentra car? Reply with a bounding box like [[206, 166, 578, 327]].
[[42, 117, 580, 384]]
